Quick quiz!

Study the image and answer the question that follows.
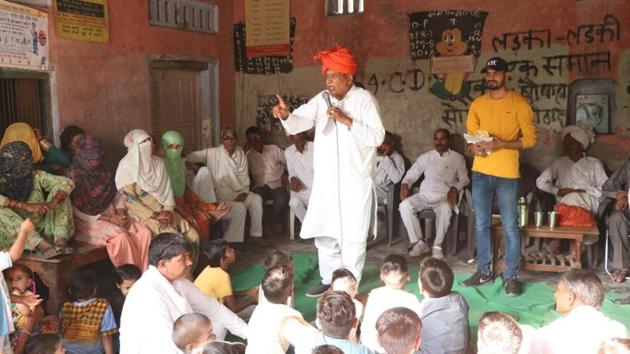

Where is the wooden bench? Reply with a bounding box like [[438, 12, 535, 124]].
[[16, 243, 109, 314], [492, 223, 599, 273]]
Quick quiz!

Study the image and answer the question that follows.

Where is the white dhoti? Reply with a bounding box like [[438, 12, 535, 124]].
[[243, 192, 263, 238], [559, 191, 599, 215], [220, 201, 246, 243], [289, 191, 310, 223], [399, 194, 452, 245]]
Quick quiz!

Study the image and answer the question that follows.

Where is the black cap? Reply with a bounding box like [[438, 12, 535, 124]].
[[481, 57, 509, 73]]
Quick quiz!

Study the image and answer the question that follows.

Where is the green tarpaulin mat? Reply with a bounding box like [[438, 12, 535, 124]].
[[231, 253, 630, 339]]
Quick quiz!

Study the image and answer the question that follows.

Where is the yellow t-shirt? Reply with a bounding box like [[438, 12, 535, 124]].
[[466, 91, 536, 179], [193, 267, 233, 303]]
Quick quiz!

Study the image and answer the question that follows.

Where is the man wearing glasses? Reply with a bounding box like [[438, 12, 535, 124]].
[[187, 127, 266, 245]]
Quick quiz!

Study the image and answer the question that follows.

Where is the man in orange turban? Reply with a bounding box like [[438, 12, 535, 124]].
[[272, 46, 385, 297]]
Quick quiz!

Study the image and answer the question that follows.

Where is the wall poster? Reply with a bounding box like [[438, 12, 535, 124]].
[[0, 0, 49, 70]]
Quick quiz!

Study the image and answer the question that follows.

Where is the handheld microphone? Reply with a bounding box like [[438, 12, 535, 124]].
[[322, 91, 333, 108], [322, 91, 334, 118]]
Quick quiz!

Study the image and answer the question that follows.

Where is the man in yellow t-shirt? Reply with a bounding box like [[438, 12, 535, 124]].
[[462, 57, 536, 297]]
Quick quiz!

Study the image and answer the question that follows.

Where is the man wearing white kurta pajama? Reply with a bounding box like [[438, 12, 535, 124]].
[[186, 128, 265, 245], [273, 46, 385, 296]]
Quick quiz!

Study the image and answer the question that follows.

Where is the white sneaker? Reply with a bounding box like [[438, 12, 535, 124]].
[[432, 246, 445, 259], [409, 241, 430, 257]]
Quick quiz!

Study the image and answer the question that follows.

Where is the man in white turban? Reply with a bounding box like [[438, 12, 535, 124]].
[[534, 125, 608, 254]]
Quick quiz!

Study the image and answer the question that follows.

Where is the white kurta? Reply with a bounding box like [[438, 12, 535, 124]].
[[285, 142, 315, 222], [245, 302, 303, 354], [280, 85, 384, 283], [360, 286, 422, 353], [119, 266, 248, 354], [285, 141, 315, 196], [536, 155, 608, 213], [187, 146, 250, 202], [280, 85, 385, 240], [374, 151, 405, 203], [528, 305, 627, 354], [399, 149, 469, 245]]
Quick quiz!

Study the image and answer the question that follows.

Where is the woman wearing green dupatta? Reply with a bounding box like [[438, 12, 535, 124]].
[[161, 131, 229, 242]]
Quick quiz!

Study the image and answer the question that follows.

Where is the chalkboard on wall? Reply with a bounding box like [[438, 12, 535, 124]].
[[256, 94, 308, 143], [408, 10, 488, 60], [234, 18, 296, 75]]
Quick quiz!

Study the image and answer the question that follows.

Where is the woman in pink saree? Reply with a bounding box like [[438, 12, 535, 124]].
[[66, 134, 150, 270]]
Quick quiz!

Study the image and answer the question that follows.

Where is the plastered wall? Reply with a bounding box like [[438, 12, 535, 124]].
[[234, 0, 630, 173]]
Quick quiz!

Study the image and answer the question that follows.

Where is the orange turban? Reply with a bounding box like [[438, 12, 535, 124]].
[[314, 46, 358, 75]]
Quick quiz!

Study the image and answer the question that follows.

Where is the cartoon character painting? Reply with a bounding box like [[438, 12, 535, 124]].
[[431, 27, 473, 99]]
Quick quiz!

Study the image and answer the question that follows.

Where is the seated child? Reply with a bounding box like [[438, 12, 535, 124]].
[[115, 264, 141, 297], [0, 219, 41, 354], [360, 254, 420, 352], [416, 257, 469, 354], [259, 250, 293, 305], [197, 341, 246, 354], [60, 267, 117, 354], [108, 264, 141, 354], [194, 240, 258, 314], [24, 334, 64, 354], [312, 345, 344, 354], [246, 267, 301, 354], [4, 264, 36, 329], [172, 313, 216, 354], [477, 312, 523, 354], [376, 307, 422, 354], [282, 291, 373, 354], [109, 264, 142, 323], [331, 268, 363, 320]]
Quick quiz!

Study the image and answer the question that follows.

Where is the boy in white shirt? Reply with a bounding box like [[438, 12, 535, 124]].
[[330, 268, 363, 320], [360, 254, 420, 352], [246, 267, 301, 354]]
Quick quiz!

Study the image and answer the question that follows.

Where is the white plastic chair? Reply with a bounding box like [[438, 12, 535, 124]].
[[604, 230, 630, 280]]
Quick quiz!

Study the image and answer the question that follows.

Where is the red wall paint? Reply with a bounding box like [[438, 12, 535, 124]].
[[45, 0, 234, 159]]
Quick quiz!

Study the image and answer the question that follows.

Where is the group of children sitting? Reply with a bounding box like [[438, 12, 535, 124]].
[[0, 219, 143, 354], [4, 218, 629, 354], [164, 248, 472, 354]]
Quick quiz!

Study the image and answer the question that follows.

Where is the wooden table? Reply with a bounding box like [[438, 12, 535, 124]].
[[492, 223, 599, 273], [16, 243, 109, 314]]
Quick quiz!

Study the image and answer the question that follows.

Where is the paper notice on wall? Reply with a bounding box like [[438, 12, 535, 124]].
[[0, 0, 49, 70], [431, 55, 474, 74], [53, 0, 109, 43], [245, 0, 290, 57]]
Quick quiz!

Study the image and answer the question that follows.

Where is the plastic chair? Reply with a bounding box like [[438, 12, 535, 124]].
[[289, 209, 295, 240], [417, 188, 471, 256], [376, 183, 399, 246], [604, 230, 630, 280]]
